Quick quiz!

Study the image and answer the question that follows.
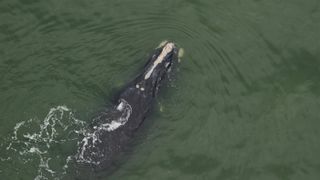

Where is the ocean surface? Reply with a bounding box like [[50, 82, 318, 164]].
[[1, 0, 320, 179]]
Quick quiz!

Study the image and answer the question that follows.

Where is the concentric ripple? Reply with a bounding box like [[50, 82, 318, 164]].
[[1, 0, 320, 179]]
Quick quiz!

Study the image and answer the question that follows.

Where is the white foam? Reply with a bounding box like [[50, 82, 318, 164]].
[[116, 101, 124, 111], [76, 99, 132, 165], [1, 105, 86, 180], [105, 99, 132, 131]]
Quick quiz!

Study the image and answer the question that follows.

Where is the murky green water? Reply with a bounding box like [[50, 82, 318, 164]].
[[1, 0, 320, 179]]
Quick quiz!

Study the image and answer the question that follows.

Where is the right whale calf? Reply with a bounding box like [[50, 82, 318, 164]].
[[76, 42, 179, 168]]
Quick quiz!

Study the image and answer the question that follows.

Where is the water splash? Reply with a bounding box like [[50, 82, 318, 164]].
[[76, 99, 132, 165], [0, 106, 87, 180]]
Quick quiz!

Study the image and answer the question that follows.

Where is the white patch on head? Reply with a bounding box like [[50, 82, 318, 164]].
[[144, 42, 175, 80], [136, 84, 140, 88], [157, 40, 168, 48]]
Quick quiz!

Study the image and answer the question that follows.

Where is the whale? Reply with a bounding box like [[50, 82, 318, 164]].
[[76, 42, 179, 169]]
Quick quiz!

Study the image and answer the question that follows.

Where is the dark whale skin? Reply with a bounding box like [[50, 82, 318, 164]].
[[76, 42, 179, 170]]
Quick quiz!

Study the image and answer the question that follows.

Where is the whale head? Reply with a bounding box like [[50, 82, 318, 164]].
[[135, 42, 178, 96]]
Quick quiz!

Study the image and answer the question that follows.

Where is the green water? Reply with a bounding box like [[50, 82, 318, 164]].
[[1, 0, 320, 179]]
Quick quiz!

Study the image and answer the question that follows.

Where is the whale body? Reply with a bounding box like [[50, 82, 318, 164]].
[[76, 42, 179, 168]]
